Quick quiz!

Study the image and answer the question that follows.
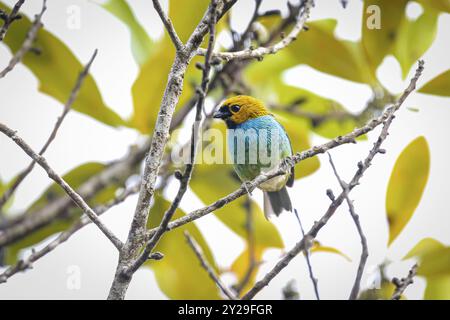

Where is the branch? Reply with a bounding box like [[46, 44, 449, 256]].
[[125, 0, 219, 276], [196, 0, 312, 61], [0, 182, 139, 284], [232, 196, 257, 295], [152, 0, 184, 52], [142, 61, 424, 243], [293, 208, 320, 300], [0, 48, 96, 210], [0, 123, 123, 251], [327, 153, 368, 300], [391, 264, 418, 300], [0, 0, 46, 78], [0, 0, 25, 41], [240, 61, 424, 300], [107, 0, 237, 300], [184, 231, 237, 300]]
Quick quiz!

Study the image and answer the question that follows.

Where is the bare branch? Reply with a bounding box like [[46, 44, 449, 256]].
[[0, 0, 46, 78], [391, 264, 418, 300], [0, 0, 25, 41], [125, 0, 219, 276], [0, 182, 139, 284], [327, 153, 368, 300], [152, 0, 184, 52], [0, 48, 96, 211], [0, 123, 123, 250], [240, 61, 424, 300], [197, 0, 312, 61], [294, 208, 320, 300], [184, 231, 237, 300], [107, 0, 237, 300]]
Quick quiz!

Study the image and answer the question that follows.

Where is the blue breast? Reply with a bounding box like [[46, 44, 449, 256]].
[[227, 115, 292, 181]]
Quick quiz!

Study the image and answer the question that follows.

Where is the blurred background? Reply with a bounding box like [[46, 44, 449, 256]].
[[0, 0, 449, 299]]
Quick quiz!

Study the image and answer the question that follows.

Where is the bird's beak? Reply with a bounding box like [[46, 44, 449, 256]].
[[213, 108, 231, 119]]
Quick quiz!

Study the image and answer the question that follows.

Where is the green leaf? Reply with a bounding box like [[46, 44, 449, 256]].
[[393, 7, 439, 79], [403, 237, 445, 260], [286, 19, 375, 84], [101, 0, 154, 66], [386, 136, 430, 245], [361, 0, 408, 72], [418, 69, 450, 97], [144, 194, 221, 299], [4, 162, 121, 264], [0, 2, 125, 128], [424, 276, 450, 300]]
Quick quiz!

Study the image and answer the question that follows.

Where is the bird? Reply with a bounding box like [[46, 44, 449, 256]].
[[213, 95, 294, 219]]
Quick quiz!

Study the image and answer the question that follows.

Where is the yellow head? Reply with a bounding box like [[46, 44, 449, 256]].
[[213, 95, 270, 127]]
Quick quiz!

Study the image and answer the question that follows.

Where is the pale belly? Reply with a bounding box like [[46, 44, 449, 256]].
[[259, 169, 290, 192]]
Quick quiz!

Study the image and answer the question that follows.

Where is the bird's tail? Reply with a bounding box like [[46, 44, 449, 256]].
[[263, 187, 292, 219]]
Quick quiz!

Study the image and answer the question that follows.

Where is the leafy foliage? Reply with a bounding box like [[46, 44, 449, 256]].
[[418, 69, 450, 97], [0, 2, 125, 128], [101, 0, 154, 66], [145, 195, 221, 299], [386, 136, 430, 245]]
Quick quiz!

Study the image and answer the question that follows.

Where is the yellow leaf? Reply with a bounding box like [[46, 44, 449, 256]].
[[393, 7, 439, 79], [418, 69, 450, 97], [416, 0, 450, 13], [403, 237, 445, 260], [310, 241, 352, 262], [145, 195, 221, 299], [0, 2, 125, 128], [424, 275, 450, 300], [230, 245, 264, 295], [286, 19, 374, 84], [361, 0, 408, 72], [417, 247, 450, 278], [386, 136, 430, 245], [4, 163, 121, 264]]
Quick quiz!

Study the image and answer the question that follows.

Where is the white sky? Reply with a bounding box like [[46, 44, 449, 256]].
[[0, 0, 449, 299]]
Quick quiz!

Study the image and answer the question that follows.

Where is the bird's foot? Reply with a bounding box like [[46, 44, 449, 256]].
[[243, 181, 254, 196]]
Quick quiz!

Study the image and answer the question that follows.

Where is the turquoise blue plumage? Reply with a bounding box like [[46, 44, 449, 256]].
[[213, 96, 294, 218]]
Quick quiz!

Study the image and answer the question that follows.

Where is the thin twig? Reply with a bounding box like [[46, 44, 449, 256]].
[[0, 0, 46, 78], [197, 0, 312, 61], [0, 123, 123, 251], [391, 264, 418, 300], [0, 48, 97, 210], [152, 0, 184, 52], [294, 208, 320, 300], [0, 182, 139, 284], [233, 196, 256, 295], [240, 61, 424, 300], [0, 0, 25, 41], [184, 231, 237, 300], [327, 153, 368, 300]]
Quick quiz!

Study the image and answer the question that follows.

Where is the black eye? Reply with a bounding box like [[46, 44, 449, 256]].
[[230, 105, 240, 113]]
